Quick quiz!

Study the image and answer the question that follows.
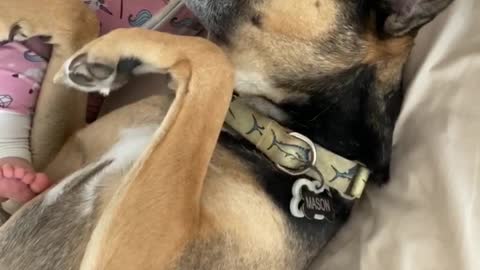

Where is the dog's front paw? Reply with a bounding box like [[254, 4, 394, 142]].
[[53, 29, 161, 95], [54, 28, 219, 95], [54, 49, 142, 96]]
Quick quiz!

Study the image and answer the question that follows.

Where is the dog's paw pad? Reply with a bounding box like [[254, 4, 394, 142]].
[[88, 63, 115, 80], [60, 53, 130, 95], [67, 53, 115, 87]]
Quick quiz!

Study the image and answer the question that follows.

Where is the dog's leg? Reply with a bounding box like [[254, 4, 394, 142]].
[[55, 28, 234, 270], [44, 95, 173, 183], [28, 13, 99, 170], [31, 51, 88, 170]]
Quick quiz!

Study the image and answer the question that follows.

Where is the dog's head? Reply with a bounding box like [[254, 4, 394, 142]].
[[184, 0, 452, 181]]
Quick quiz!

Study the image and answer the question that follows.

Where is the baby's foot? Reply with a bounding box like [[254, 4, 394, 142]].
[[0, 157, 51, 203]]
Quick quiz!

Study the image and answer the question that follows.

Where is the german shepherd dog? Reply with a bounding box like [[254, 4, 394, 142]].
[[0, 0, 452, 269]]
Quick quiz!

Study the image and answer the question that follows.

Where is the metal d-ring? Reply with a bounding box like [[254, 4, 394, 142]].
[[276, 132, 317, 176]]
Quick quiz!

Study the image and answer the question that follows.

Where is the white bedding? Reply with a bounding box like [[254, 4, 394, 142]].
[[311, 0, 480, 269]]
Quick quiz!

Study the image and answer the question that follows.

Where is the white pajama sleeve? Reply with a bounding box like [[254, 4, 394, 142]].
[[0, 111, 32, 163]]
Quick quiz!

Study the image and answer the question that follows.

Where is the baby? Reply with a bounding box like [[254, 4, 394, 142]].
[[0, 0, 202, 203]]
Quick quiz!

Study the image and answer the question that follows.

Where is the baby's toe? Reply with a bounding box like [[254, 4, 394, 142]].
[[22, 172, 36, 185], [0, 178, 35, 203], [30, 173, 52, 194], [2, 164, 14, 178], [14, 166, 27, 179]]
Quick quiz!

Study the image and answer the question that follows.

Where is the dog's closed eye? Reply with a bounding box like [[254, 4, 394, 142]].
[[251, 14, 263, 28]]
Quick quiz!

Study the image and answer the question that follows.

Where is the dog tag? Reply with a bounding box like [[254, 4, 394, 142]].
[[290, 178, 335, 222]]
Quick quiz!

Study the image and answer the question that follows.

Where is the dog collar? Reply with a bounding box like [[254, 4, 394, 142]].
[[224, 97, 370, 200]]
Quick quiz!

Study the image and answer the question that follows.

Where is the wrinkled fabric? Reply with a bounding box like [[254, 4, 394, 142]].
[[311, 1, 480, 269]]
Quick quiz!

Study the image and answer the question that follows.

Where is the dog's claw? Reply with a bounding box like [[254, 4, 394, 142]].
[[66, 54, 115, 87], [8, 24, 23, 42], [99, 88, 111, 96]]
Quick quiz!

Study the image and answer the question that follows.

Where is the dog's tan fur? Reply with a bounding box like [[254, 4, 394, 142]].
[[0, 0, 452, 269]]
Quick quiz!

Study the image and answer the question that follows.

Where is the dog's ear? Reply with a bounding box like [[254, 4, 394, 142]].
[[380, 0, 453, 36], [361, 83, 404, 184]]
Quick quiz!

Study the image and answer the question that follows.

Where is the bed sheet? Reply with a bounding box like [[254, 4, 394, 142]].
[[310, 0, 480, 269]]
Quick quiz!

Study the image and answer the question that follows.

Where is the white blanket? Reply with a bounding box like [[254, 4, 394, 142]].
[[311, 0, 480, 269]]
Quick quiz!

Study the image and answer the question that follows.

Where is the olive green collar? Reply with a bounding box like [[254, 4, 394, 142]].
[[224, 98, 370, 200]]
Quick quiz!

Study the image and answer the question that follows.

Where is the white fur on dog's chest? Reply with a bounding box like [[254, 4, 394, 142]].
[[234, 70, 308, 103], [234, 70, 288, 103], [42, 126, 156, 213]]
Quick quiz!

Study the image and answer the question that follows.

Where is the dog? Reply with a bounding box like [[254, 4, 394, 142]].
[[0, 0, 452, 269]]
